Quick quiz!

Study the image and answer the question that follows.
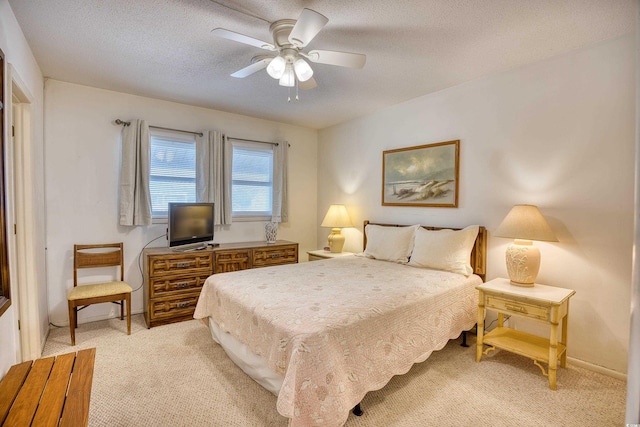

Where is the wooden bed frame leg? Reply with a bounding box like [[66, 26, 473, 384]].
[[461, 330, 469, 347], [460, 324, 478, 347], [352, 403, 363, 416]]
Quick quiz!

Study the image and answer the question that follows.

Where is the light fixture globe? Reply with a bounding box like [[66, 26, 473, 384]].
[[279, 63, 295, 87], [293, 58, 313, 82], [266, 56, 286, 79]]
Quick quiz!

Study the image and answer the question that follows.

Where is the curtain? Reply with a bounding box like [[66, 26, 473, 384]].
[[119, 119, 152, 226], [196, 130, 232, 225], [271, 141, 289, 223]]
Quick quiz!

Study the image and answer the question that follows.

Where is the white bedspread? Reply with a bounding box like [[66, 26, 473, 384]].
[[193, 255, 481, 427]]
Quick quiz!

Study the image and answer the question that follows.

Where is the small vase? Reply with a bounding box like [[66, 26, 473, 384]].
[[265, 222, 278, 244]]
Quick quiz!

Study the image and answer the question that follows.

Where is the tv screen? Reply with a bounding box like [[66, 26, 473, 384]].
[[168, 203, 214, 248]]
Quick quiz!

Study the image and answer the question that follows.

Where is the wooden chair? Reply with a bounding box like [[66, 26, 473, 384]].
[[67, 243, 132, 345]]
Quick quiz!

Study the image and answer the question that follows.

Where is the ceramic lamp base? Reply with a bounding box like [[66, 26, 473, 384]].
[[327, 228, 345, 253], [505, 239, 540, 287]]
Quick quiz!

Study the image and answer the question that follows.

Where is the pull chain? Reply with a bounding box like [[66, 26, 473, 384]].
[[286, 80, 300, 102]]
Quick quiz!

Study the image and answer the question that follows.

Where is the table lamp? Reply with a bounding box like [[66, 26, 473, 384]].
[[320, 204, 353, 253], [494, 204, 558, 287]]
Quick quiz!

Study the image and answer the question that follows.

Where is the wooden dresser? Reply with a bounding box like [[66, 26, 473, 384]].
[[143, 240, 298, 328]]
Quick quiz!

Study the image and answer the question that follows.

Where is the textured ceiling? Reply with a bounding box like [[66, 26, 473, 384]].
[[8, 0, 636, 129]]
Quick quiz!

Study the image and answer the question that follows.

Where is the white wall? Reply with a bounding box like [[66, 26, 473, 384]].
[[44, 80, 318, 326], [0, 0, 46, 375], [625, 0, 640, 420], [318, 34, 636, 374]]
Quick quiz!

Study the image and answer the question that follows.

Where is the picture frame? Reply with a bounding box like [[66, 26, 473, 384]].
[[382, 140, 459, 208]]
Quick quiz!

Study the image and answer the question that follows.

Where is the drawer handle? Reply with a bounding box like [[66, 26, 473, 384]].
[[176, 262, 191, 268], [270, 253, 281, 259], [176, 301, 191, 309], [505, 303, 527, 314], [175, 282, 190, 288]]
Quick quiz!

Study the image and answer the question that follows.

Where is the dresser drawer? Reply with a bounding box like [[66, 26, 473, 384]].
[[149, 294, 199, 321], [215, 250, 251, 273], [486, 295, 550, 321], [149, 273, 209, 298], [148, 253, 213, 277], [252, 245, 298, 267]]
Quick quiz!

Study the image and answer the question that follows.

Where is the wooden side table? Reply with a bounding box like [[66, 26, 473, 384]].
[[307, 250, 354, 261], [476, 278, 575, 390]]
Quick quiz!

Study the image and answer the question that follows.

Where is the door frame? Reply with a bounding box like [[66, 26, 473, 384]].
[[8, 64, 42, 361]]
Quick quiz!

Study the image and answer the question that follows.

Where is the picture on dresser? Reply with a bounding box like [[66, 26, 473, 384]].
[[382, 140, 459, 208]]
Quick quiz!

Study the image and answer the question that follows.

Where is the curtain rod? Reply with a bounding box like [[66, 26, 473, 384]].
[[227, 136, 281, 146], [115, 119, 204, 137], [115, 120, 289, 147]]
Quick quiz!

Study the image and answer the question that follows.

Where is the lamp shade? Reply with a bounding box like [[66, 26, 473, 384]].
[[494, 205, 558, 242], [321, 204, 353, 228]]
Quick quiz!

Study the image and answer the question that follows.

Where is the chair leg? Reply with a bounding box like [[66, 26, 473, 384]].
[[126, 293, 131, 335], [68, 302, 76, 346], [120, 299, 124, 320]]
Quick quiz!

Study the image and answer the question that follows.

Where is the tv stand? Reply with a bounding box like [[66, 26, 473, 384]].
[[173, 244, 207, 252], [142, 240, 298, 328]]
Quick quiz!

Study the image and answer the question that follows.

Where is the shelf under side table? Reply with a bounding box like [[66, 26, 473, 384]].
[[483, 327, 567, 364]]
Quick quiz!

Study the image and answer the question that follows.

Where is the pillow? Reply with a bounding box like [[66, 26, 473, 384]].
[[363, 224, 419, 264], [408, 225, 479, 275]]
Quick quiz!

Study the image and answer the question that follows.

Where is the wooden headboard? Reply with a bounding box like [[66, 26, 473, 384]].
[[362, 220, 487, 281]]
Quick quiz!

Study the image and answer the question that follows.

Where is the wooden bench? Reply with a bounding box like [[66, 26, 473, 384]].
[[0, 348, 96, 427]]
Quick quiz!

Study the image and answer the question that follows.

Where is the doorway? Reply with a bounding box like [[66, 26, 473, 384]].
[[9, 66, 42, 361]]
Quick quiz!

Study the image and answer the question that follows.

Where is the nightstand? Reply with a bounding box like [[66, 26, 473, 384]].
[[476, 278, 575, 390], [307, 250, 354, 261]]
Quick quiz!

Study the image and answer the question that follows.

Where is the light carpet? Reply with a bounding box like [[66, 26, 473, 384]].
[[43, 315, 625, 426]]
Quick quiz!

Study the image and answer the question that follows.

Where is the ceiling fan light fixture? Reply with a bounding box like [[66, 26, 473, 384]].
[[279, 64, 296, 87], [293, 58, 313, 82], [266, 55, 286, 79], [214, 8, 366, 93]]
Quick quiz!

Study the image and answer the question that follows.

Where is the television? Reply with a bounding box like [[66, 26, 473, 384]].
[[168, 203, 215, 249]]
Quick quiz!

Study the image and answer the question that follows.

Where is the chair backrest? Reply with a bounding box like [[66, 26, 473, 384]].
[[73, 243, 124, 287]]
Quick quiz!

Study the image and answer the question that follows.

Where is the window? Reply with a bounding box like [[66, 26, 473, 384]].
[[149, 131, 196, 219], [231, 142, 273, 219], [148, 132, 276, 222]]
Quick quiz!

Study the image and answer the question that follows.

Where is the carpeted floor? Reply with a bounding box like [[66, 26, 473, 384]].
[[43, 315, 625, 426]]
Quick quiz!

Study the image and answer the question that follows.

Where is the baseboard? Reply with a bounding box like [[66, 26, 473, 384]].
[[40, 326, 50, 356], [50, 309, 146, 328], [568, 357, 627, 381]]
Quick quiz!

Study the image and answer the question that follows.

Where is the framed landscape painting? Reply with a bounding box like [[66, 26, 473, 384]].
[[382, 140, 459, 207]]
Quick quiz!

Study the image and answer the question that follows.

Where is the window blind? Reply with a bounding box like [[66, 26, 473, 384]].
[[149, 135, 196, 217], [232, 144, 273, 217]]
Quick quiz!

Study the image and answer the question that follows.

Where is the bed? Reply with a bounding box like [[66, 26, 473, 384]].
[[193, 221, 487, 427]]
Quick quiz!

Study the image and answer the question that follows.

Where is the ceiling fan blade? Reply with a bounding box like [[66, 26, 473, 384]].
[[299, 77, 317, 90], [288, 9, 328, 48], [306, 50, 366, 68], [230, 58, 271, 78], [212, 28, 276, 51]]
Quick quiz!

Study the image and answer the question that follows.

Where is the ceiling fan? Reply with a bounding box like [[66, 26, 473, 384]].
[[212, 8, 366, 93]]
